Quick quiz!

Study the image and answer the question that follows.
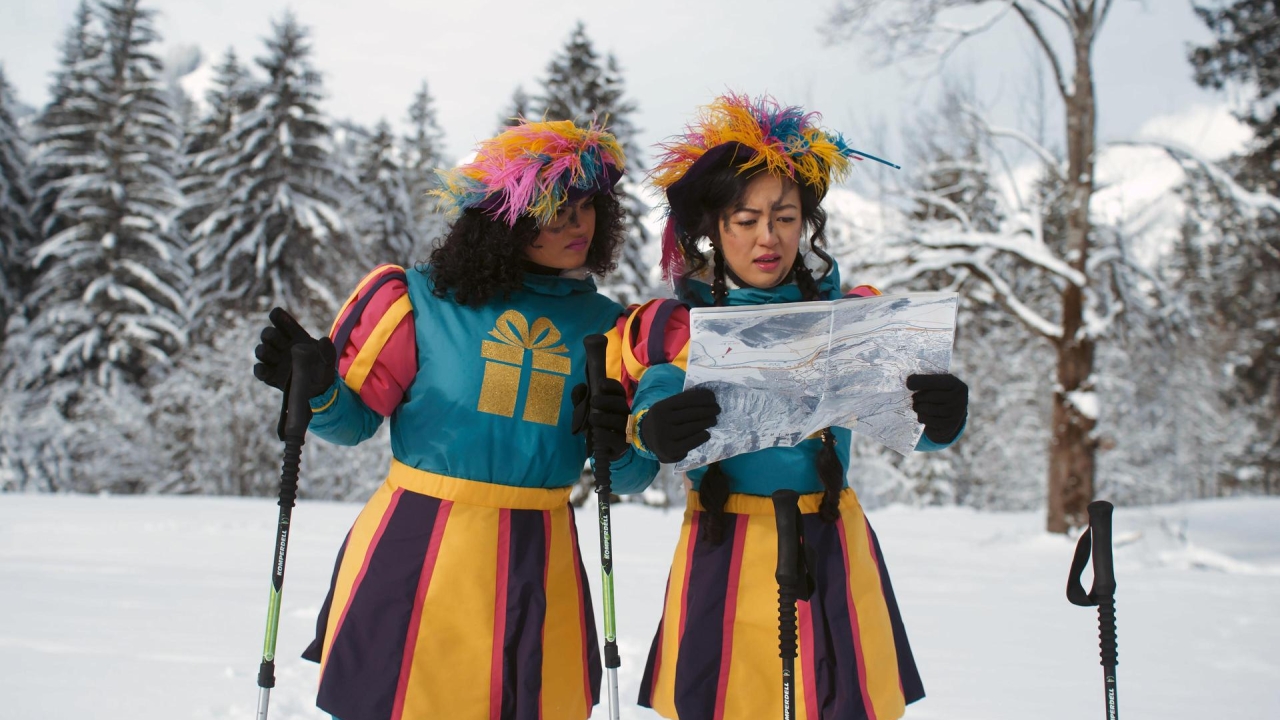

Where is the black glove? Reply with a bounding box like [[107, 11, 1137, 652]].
[[907, 373, 968, 444], [639, 387, 721, 464], [289, 340, 338, 402], [571, 379, 631, 461], [253, 307, 336, 400]]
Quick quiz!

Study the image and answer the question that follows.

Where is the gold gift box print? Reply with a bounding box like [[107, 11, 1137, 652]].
[[477, 310, 572, 425]]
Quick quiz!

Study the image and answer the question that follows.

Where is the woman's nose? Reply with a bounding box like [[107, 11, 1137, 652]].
[[759, 222, 780, 247]]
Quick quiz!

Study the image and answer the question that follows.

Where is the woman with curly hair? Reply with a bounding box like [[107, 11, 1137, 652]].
[[617, 94, 969, 720], [252, 119, 656, 720]]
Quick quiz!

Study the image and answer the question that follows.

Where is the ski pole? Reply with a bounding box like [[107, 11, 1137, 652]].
[[583, 333, 621, 720], [1067, 500, 1119, 720], [771, 489, 805, 720], [256, 348, 317, 720]]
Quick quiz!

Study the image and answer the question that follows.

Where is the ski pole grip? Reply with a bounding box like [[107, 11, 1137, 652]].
[[772, 490, 803, 595], [583, 334, 608, 398], [283, 345, 317, 440], [1087, 501, 1116, 597]]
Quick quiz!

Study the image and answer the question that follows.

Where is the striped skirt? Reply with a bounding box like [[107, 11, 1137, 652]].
[[637, 489, 923, 720], [302, 460, 601, 720]]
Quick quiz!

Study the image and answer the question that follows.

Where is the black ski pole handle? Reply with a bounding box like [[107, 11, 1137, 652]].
[[583, 334, 609, 408], [1087, 501, 1115, 597], [1066, 500, 1120, 720], [282, 345, 318, 443], [1068, 500, 1117, 606], [773, 490, 805, 600], [582, 334, 612, 492]]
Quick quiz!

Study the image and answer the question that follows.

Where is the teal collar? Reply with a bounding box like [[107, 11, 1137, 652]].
[[520, 269, 599, 297], [678, 264, 842, 307]]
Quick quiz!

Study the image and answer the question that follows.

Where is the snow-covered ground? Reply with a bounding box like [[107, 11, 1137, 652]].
[[2, 493, 1277, 719]]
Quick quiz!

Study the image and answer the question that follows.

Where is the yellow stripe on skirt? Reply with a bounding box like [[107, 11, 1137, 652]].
[[638, 489, 923, 720], [305, 460, 601, 720]]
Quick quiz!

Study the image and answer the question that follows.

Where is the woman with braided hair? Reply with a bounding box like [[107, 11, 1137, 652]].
[[618, 94, 968, 720], [251, 119, 657, 720]]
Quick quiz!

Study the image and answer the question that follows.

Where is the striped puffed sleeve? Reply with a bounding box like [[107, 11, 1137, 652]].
[[842, 284, 882, 299], [618, 299, 692, 460], [307, 266, 416, 447], [326, 264, 417, 416], [618, 298, 690, 402], [591, 306, 662, 495]]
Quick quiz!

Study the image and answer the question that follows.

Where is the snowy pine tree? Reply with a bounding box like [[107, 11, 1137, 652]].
[[353, 120, 418, 265], [177, 48, 252, 256], [29, 0, 102, 240], [0, 66, 36, 332], [1, 0, 189, 493], [404, 81, 443, 192], [1189, 0, 1280, 493], [18, 0, 188, 391], [1190, 0, 1280, 195], [403, 81, 446, 254], [189, 12, 352, 327], [537, 22, 654, 305]]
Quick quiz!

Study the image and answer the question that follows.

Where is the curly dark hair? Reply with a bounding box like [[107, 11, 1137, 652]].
[[426, 193, 625, 307], [674, 163, 845, 543]]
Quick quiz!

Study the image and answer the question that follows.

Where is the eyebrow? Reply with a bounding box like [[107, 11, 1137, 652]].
[[732, 201, 798, 213]]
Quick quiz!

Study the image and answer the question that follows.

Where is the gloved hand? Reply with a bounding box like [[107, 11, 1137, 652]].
[[288, 341, 338, 401], [639, 387, 721, 464], [907, 373, 968, 444], [571, 379, 631, 461], [253, 307, 337, 400]]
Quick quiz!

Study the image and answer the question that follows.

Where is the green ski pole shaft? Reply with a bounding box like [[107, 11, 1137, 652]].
[[257, 355, 315, 720], [584, 334, 621, 720]]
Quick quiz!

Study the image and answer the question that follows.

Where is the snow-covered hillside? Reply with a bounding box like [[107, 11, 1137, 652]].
[[2, 494, 1277, 719]]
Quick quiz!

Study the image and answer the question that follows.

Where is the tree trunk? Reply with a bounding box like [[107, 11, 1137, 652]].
[[1046, 15, 1099, 533]]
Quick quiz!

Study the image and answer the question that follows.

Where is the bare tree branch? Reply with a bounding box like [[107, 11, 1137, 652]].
[[1028, 0, 1070, 23], [957, 257, 1065, 340], [915, 224, 1087, 286], [1097, 0, 1116, 28], [1011, 2, 1071, 99], [968, 106, 1065, 178]]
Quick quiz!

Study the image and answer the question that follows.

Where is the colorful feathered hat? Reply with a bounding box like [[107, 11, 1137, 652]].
[[432, 118, 626, 227], [651, 92, 895, 280]]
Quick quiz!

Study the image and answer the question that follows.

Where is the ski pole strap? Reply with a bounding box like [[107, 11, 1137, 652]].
[[1067, 500, 1116, 607], [276, 384, 290, 442]]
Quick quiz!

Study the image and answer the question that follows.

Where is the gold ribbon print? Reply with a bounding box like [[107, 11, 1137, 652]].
[[478, 310, 572, 425]]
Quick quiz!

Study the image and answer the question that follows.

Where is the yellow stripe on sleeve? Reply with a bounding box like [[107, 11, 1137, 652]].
[[620, 300, 661, 384], [344, 295, 412, 394], [604, 325, 624, 382], [328, 264, 405, 337]]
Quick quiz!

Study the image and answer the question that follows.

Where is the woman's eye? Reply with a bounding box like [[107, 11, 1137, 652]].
[[735, 219, 758, 228], [776, 216, 796, 224]]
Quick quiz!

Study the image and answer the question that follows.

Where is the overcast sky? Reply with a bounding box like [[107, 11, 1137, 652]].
[[0, 0, 1247, 168]]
